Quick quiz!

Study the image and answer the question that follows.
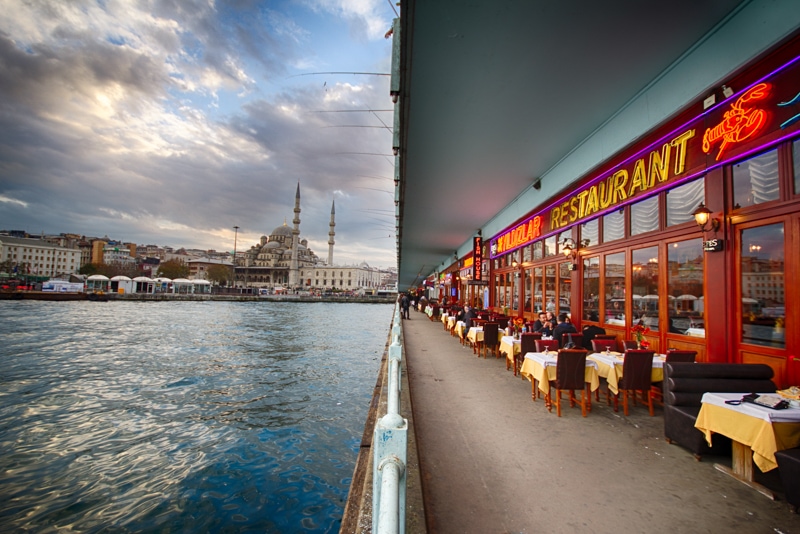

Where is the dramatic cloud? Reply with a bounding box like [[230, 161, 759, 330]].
[[0, 0, 396, 267]]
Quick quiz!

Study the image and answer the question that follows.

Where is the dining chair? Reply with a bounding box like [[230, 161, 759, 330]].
[[482, 322, 500, 359], [613, 349, 656, 416], [546, 349, 590, 417], [591, 338, 617, 353], [623, 340, 639, 350], [651, 349, 698, 403], [516, 333, 540, 377], [535, 339, 560, 352], [565, 332, 583, 348]]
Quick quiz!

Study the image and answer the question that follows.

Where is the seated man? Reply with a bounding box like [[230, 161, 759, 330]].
[[532, 312, 547, 332], [462, 305, 476, 330], [552, 313, 577, 347]]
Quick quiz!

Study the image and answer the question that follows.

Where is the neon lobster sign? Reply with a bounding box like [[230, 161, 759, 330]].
[[702, 83, 771, 161]]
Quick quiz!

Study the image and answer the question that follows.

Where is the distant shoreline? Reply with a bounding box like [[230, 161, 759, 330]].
[[0, 291, 396, 303]]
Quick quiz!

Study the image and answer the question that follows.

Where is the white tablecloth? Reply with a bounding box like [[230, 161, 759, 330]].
[[700, 392, 800, 423]]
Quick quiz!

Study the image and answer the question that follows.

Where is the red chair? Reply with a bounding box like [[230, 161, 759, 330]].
[[516, 333, 541, 377], [612, 350, 656, 416], [482, 322, 500, 359], [545, 349, 590, 417], [591, 339, 617, 353], [535, 339, 559, 352]]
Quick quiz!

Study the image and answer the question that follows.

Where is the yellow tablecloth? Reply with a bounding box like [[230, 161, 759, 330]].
[[456, 322, 467, 341], [587, 353, 664, 395], [500, 336, 520, 368], [694, 393, 800, 472], [466, 327, 482, 346], [520, 353, 600, 394]]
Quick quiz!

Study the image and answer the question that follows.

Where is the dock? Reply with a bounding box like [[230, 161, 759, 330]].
[[394, 308, 797, 533]]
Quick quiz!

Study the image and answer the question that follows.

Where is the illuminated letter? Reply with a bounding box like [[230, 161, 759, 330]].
[[670, 129, 695, 174], [612, 170, 628, 204], [586, 185, 599, 215], [550, 206, 562, 230], [576, 190, 590, 218], [569, 196, 579, 222], [628, 158, 648, 196], [649, 143, 671, 183]]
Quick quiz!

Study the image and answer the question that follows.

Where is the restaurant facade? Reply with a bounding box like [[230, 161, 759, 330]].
[[482, 31, 800, 387]]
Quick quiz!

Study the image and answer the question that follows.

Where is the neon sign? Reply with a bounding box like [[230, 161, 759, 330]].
[[493, 216, 543, 255], [702, 83, 771, 160], [473, 237, 482, 282]]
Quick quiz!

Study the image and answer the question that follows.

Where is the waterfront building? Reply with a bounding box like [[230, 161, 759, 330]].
[[394, 3, 800, 386], [187, 257, 234, 280], [0, 236, 81, 278]]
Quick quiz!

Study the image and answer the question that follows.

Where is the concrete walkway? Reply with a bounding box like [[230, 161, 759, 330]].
[[402, 309, 798, 534]]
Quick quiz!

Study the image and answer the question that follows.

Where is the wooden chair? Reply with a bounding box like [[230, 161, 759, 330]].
[[613, 350, 656, 416], [623, 340, 639, 350], [591, 338, 617, 353], [516, 333, 540, 377], [546, 349, 590, 417], [564, 332, 583, 348], [535, 339, 559, 352], [482, 322, 500, 359]]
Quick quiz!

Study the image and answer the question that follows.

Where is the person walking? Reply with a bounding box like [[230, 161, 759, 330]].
[[401, 293, 410, 319]]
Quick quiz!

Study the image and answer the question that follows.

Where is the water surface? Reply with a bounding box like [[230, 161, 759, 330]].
[[0, 300, 393, 533]]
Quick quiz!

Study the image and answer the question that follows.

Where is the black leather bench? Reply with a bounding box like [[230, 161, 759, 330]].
[[775, 448, 800, 513], [662, 362, 776, 460]]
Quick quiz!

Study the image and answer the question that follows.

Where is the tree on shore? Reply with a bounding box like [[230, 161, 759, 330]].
[[157, 259, 190, 279], [206, 264, 231, 286]]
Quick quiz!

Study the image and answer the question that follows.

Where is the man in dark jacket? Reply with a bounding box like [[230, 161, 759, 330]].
[[462, 305, 477, 330], [553, 313, 577, 347], [401, 293, 410, 319]]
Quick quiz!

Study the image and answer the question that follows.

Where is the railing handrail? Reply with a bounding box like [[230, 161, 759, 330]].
[[372, 303, 408, 534]]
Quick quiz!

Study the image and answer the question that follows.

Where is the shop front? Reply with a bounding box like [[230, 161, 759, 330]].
[[488, 32, 800, 386]]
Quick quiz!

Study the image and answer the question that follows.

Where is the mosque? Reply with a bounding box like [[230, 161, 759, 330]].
[[233, 183, 385, 292]]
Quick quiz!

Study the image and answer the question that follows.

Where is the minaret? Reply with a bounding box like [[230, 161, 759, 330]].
[[327, 200, 335, 266], [289, 183, 301, 288]]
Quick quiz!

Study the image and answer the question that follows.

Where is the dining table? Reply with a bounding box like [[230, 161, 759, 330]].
[[694, 392, 800, 499], [465, 326, 484, 353], [500, 335, 520, 373], [519, 352, 600, 403], [586, 351, 665, 395]]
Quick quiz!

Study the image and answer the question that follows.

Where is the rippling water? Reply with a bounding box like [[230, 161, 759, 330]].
[[0, 300, 394, 533]]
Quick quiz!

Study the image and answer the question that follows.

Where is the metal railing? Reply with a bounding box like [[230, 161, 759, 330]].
[[372, 304, 408, 534]]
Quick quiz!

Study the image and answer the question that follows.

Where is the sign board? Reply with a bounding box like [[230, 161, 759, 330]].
[[703, 238, 724, 252]]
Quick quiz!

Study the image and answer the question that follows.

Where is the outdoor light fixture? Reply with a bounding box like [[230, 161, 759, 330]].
[[561, 238, 575, 258], [693, 203, 720, 232], [722, 85, 734, 98]]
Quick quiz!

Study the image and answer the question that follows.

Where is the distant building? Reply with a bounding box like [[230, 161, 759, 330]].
[[187, 257, 233, 280], [0, 236, 81, 278]]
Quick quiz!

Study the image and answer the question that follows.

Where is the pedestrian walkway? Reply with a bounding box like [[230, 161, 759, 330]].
[[402, 309, 798, 533]]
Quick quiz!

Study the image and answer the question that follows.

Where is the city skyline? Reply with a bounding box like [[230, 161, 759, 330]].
[[0, 1, 398, 269]]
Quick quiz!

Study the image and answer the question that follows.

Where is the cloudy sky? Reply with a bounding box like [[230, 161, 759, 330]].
[[0, 0, 397, 268]]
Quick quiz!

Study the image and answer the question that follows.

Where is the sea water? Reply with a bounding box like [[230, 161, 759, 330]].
[[0, 300, 394, 533]]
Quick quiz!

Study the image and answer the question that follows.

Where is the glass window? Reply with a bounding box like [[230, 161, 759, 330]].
[[544, 235, 557, 257], [559, 262, 571, 318], [545, 264, 556, 314], [630, 196, 659, 235], [603, 210, 625, 243], [794, 139, 800, 196], [667, 239, 704, 337], [732, 148, 779, 209], [583, 257, 600, 322], [581, 218, 599, 247], [511, 269, 520, 311], [631, 247, 659, 331], [740, 223, 785, 348], [523, 267, 532, 313], [667, 178, 705, 226], [556, 230, 571, 255], [532, 241, 543, 260], [522, 244, 532, 263], [604, 252, 626, 326], [533, 266, 543, 312]]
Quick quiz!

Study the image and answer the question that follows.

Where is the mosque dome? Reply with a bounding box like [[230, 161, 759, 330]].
[[270, 224, 293, 238]]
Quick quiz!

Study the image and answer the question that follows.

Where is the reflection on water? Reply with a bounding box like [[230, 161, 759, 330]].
[[0, 301, 393, 533]]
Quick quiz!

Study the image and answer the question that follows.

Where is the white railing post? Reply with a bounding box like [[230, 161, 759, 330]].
[[373, 306, 408, 534]]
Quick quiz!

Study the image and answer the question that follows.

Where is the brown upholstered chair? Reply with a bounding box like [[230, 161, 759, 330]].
[[591, 338, 617, 353], [482, 322, 500, 359], [546, 349, 590, 417], [564, 332, 583, 348], [623, 340, 639, 350], [613, 350, 656, 416], [535, 339, 560, 352], [516, 333, 540, 377]]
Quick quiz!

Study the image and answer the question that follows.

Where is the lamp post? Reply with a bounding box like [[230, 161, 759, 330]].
[[233, 225, 239, 289]]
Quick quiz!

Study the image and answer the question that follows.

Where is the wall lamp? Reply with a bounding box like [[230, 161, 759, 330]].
[[693, 203, 720, 233]]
